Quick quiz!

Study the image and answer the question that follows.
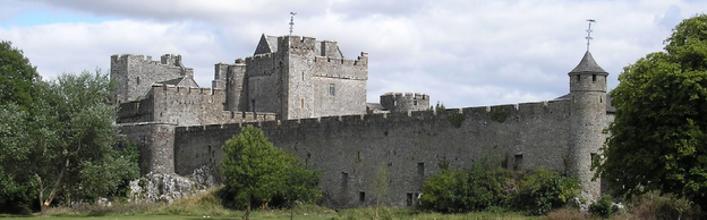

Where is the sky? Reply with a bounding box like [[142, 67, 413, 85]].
[[0, 0, 704, 107]]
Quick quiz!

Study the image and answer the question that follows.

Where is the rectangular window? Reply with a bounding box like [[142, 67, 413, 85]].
[[359, 191, 365, 203], [300, 98, 304, 109], [592, 74, 597, 82], [513, 154, 523, 170], [329, 83, 336, 96], [341, 172, 349, 192], [417, 162, 425, 177], [406, 193, 413, 206]]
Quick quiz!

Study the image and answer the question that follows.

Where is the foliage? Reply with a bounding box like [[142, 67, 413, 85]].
[[628, 192, 703, 220], [595, 14, 707, 208], [221, 125, 321, 213], [588, 195, 618, 218], [419, 161, 514, 213], [447, 112, 465, 128], [513, 169, 580, 215], [489, 107, 511, 123], [0, 41, 40, 109], [0, 69, 139, 213]]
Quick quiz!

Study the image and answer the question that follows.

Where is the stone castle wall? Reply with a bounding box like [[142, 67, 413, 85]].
[[117, 84, 276, 126], [111, 54, 186, 103], [172, 99, 573, 207], [380, 92, 430, 112]]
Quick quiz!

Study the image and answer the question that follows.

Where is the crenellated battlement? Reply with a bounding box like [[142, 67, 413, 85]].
[[151, 84, 222, 96], [175, 99, 571, 133], [313, 55, 367, 66]]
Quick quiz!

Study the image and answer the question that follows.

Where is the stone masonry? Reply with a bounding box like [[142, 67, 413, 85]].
[[112, 33, 612, 208]]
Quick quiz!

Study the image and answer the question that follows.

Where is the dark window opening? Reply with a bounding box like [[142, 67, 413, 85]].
[[406, 193, 413, 206], [592, 74, 597, 82], [359, 191, 365, 203], [387, 162, 393, 167], [600, 96, 603, 103], [384, 131, 389, 136], [136, 77, 140, 85], [417, 162, 425, 177], [251, 99, 256, 112], [513, 154, 523, 170], [300, 98, 304, 109], [356, 151, 362, 162], [576, 75, 581, 82], [414, 100, 418, 105], [341, 172, 349, 189], [329, 83, 336, 96]]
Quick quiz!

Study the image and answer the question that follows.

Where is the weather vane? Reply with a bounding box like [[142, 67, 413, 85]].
[[289, 12, 297, 36], [585, 19, 596, 51]]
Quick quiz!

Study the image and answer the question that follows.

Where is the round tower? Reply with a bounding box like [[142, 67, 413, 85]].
[[379, 92, 430, 112], [568, 51, 608, 201]]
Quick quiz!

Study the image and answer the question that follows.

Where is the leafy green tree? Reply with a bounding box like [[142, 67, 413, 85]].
[[221, 125, 320, 219], [595, 14, 707, 208], [0, 70, 139, 214], [513, 169, 579, 215], [0, 41, 40, 109]]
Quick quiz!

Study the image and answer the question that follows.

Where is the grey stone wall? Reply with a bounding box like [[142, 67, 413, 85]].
[[380, 92, 430, 112], [117, 84, 277, 126], [245, 53, 285, 114], [111, 54, 192, 103], [173, 100, 575, 208], [119, 122, 177, 174]]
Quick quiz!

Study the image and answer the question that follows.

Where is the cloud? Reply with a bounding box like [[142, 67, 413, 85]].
[[3, 0, 707, 107]]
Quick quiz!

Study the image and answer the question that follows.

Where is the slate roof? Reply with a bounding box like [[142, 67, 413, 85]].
[[570, 51, 608, 75]]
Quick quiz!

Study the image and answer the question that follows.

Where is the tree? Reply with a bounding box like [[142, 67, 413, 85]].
[[221, 125, 320, 219], [0, 41, 40, 109], [0, 70, 139, 214], [595, 14, 707, 208]]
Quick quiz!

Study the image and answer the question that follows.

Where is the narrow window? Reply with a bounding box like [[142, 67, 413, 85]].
[[356, 151, 362, 162], [301, 71, 305, 81], [341, 172, 349, 188], [406, 193, 413, 206], [576, 75, 581, 82], [417, 162, 425, 177], [513, 154, 523, 170], [136, 77, 140, 85], [359, 191, 365, 203], [300, 98, 304, 109], [251, 99, 256, 112], [329, 83, 336, 96], [414, 100, 418, 106], [592, 74, 597, 82]]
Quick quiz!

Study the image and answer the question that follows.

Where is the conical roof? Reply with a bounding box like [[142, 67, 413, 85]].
[[569, 51, 608, 75]]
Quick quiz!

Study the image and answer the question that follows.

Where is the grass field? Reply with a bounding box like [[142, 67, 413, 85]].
[[0, 189, 542, 220]]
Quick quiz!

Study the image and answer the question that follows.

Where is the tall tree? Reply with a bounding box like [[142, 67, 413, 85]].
[[221, 125, 319, 220], [595, 14, 706, 208], [0, 69, 139, 214], [0, 41, 40, 108]]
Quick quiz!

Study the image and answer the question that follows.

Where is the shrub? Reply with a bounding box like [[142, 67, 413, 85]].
[[418, 169, 468, 213], [589, 195, 618, 218], [419, 161, 515, 213], [221, 125, 320, 212], [513, 169, 579, 215], [629, 192, 703, 220]]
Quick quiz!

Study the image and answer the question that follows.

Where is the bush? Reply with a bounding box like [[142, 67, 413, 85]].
[[589, 195, 618, 218], [419, 162, 514, 213], [629, 192, 703, 220], [221, 125, 321, 211], [512, 169, 579, 215]]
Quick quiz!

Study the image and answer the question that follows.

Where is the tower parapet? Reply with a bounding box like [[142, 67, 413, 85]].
[[380, 92, 430, 112], [567, 51, 608, 201]]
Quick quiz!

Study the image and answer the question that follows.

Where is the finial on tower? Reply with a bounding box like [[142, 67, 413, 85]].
[[289, 12, 297, 36], [585, 19, 596, 51]]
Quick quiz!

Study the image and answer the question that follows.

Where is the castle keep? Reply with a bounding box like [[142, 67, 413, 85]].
[[114, 34, 613, 207]]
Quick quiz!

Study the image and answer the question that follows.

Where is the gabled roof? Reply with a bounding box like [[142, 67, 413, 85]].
[[569, 51, 608, 75], [254, 34, 279, 55]]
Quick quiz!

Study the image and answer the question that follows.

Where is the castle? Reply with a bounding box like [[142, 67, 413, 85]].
[[114, 34, 612, 207]]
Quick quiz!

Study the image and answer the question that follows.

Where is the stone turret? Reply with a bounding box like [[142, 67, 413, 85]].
[[380, 92, 430, 112], [568, 51, 608, 201]]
